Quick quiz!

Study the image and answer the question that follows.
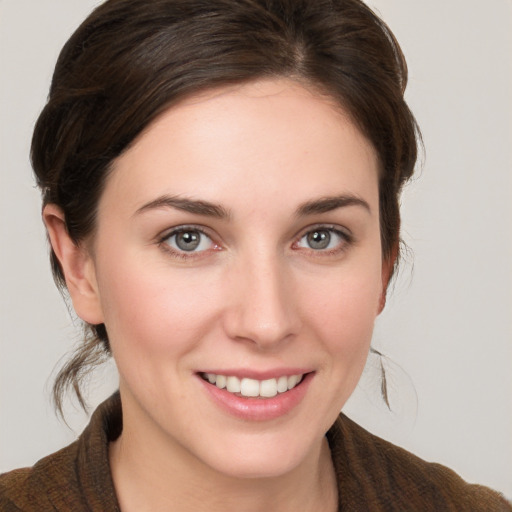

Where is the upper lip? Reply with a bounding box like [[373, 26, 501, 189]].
[[197, 368, 313, 380]]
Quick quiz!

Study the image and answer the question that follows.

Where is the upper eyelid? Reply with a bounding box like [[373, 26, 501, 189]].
[[294, 223, 352, 240], [293, 226, 354, 254], [156, 223, 352, 248], [158, 226, 218, 257], [158, 224, 215, 241]]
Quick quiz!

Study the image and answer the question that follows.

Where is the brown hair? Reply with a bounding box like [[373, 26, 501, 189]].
[[31, 0, 420, 413]]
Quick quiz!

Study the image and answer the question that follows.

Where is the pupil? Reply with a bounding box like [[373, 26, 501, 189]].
[[176, 231, 200, 251], [308, 230, 330, 250]]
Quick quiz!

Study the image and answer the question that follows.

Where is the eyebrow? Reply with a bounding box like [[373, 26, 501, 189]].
[[295, 195, 371, 216], [135, 195, 230, 219], [134, 193, 370, 219]]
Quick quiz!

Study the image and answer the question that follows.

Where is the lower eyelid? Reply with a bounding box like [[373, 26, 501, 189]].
[[295, 227, 352, 249], [158, 225, 351, 257], [160, 227, 214, 252]]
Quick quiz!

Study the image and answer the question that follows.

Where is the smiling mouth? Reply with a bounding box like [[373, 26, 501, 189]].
[[200, 372, 305, 398]]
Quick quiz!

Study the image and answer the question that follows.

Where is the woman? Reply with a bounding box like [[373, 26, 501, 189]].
[[1, 0, 510, 510]]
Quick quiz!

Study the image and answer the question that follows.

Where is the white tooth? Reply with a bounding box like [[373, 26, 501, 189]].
[[260, 378, 278, 398], [226, 376, 241, 393], [240, 378, 260, 397], [287, 374, 299, 390], [216, 374, 227, 389], [277, 376, 288, 393], [207, 373, 216, 384]]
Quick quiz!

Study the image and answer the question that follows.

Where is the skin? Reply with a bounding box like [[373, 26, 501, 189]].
[[44, 78, 392, 512]]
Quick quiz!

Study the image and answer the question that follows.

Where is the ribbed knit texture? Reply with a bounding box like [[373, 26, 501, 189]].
[[1, 392, 510, 511]]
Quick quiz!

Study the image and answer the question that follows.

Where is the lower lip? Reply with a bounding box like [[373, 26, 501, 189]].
[[197, 373, 313, 421]]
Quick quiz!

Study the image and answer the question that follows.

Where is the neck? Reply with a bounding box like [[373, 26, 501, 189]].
[[109, 398, 338, 512]]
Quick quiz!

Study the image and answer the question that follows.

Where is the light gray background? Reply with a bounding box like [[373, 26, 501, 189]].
[[1, 0, 511, 499]]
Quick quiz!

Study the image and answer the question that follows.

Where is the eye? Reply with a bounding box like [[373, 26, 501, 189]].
[[163, 228, 215, 253], [295, 227, 349, 251]]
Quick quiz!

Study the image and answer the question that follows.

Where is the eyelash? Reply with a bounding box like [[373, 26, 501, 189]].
[[157, 224, 353, 260], [293, 225, 353, 256], [158, 225, 219, 260]]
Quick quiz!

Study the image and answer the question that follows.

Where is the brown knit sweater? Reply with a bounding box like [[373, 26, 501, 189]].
[[1, 392, 510, 511]]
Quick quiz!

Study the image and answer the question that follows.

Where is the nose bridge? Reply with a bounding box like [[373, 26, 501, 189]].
[[225, 247, 299, 347]]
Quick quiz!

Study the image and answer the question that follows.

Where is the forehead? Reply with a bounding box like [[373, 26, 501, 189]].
[[103, 78, 379, 217]]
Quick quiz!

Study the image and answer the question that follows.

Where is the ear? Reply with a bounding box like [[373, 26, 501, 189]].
[[43, 204, 104, 325], [378, 241, 399, 314]]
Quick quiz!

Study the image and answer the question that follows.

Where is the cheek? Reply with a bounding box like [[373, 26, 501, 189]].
[[95, 253, 223, 360], [301, 262, 382, 360]]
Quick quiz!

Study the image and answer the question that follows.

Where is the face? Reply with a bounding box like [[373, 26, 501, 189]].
[[81, 79, 386, 478]]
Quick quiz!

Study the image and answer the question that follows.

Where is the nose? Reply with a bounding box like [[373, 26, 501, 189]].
[[223, 253, 301, 349]]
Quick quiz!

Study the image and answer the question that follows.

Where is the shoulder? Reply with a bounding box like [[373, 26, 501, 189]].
[[328, 414, 512, 511], [0, 441, 86, 512], [0, 393, 121, 512]]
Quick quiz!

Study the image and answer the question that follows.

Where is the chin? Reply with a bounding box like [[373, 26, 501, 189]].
[[193, 429, 322, 480]]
